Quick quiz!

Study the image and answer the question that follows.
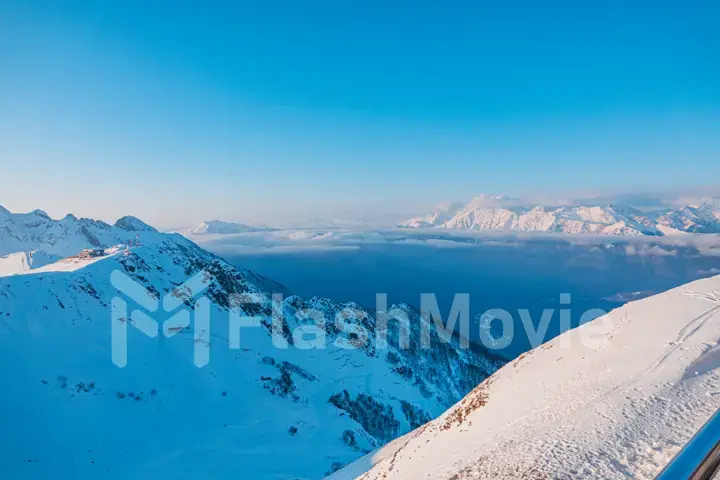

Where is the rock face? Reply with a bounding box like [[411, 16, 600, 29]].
[[400, 196, 720, 235], [114, 216, 159, 233], [0, 207, 502, 479], [328, 274, 720, 480]]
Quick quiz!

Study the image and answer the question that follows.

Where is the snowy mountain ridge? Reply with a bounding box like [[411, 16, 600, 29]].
[[0, 206, 502, 479], [400, 196, 720, 236], [0, 206, 161, 258], [328, 273, 720, 480]]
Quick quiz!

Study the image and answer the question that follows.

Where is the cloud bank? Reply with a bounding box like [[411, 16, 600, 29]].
[[187, 227, 720, 260]]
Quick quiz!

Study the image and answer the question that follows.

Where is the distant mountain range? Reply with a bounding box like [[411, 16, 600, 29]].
[[400, 195, 720, 236], [187, 220, 275, 235]]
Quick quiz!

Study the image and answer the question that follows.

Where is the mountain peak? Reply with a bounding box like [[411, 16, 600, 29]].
[[31, 209, 51, 219], [114, 216, 158, 232], [188, 220, 273, 235], [700, 196, 720, 209], [695, 197, 720, 222], [465, 194, 511, 209], [0, 205, 9, 216]]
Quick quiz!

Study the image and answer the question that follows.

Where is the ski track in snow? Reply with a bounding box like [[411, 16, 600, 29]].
[[329, 275, 720, 480], [599, 303, 720, 403]]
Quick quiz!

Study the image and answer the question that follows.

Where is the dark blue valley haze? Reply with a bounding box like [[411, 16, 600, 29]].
[[224, 240, 720, 360]]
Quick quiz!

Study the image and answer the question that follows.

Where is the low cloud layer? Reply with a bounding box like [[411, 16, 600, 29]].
[[188, 227, 720, 260]]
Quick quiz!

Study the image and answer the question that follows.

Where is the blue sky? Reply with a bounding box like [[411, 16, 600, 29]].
[[0, 0, 718, 226]]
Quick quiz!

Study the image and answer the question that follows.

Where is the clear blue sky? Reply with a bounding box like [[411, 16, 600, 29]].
[[1, 0, 718, 226]]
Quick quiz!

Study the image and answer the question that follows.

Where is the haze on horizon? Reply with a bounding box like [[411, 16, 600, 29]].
[[1, 1, 718, 227]]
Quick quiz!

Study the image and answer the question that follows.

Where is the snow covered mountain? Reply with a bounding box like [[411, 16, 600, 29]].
[[655, 198, 720, 234], [399, 195, 509, 229], [0, 207, 502, 479], [0, 207, 158, 257], [400, 196, 720, 236], [188, 220, 275, 235], [328, 274, 720, 480], [399, 201, 464, 228]]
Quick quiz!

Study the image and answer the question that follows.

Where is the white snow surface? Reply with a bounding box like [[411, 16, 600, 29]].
[[0, 207, 500, 479], [328, 274, 720, 480], [0, 250, 61, 276], [400, 196, 720, 236]]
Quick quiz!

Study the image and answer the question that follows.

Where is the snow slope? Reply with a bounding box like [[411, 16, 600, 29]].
[[0, 250, 61, 276], [400, 197, 720, 236], [328, 274, 720, 480], [0, 208, 501, 479]]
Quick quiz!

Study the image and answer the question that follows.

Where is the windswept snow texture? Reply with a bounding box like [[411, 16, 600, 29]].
[[328, 274, 720, 480], [0, 207, 501, 479], [400, 196, 720, 235]]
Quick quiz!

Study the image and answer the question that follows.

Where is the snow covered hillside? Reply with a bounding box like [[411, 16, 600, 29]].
[[400, 195, 720, 236], [0, 250, 61, 276], [0, 207, 502, 479], [328, 274, 720, 480], [187, 220, 275, 235]]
